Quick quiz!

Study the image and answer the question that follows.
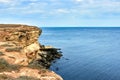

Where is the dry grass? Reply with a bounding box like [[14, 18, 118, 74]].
[[5, 47, 22, 52], [0, 58, 20, 72], [0, 52, 4, 56], [0, 75, 40, 80], [0, 44, 14, 47]]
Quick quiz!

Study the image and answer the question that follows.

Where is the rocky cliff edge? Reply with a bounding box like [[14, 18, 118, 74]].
[[0, 24, 63, 80]]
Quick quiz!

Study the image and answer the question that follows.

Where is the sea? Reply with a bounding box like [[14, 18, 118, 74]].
[[39, 27, 120, 80]]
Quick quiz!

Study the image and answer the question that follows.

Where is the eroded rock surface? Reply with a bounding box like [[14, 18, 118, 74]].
[[0, 24, 42, 66], [0, 24, 63, 80]]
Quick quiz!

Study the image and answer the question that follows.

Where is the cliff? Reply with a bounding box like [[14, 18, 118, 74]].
[[0, 24, 63, 80]]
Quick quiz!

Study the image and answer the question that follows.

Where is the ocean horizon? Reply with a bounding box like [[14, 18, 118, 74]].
[[39, 27, 120, 80]]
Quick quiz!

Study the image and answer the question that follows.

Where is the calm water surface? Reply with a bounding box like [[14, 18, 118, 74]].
[[39, 27, 120, 80]]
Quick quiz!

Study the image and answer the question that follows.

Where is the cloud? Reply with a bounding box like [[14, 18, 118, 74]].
[[75, 0, 83, 2], [70, 0, 120, 18], [0, 0, 12, 3], [0, 0, 48, 14], [56, 9, 70, 14], [0, 0, 119, 16], [0, 0, 120, 27]]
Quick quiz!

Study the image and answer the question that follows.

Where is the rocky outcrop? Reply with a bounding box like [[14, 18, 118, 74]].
[[0, 24, 63, 80]]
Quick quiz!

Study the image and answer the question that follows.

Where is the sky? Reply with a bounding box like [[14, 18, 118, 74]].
[[0, 0, 120, 27]]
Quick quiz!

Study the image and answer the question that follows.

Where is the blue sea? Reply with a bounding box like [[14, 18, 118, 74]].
[[39, 27, 120, 80]]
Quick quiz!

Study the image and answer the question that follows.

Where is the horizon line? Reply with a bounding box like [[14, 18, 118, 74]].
[[40, 26, 120, 27]]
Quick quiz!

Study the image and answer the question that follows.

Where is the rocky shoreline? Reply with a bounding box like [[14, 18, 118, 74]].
[[0, 24, 63, 80]]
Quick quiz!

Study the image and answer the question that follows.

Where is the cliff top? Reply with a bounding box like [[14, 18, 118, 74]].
[[0, 24, 41, 31]]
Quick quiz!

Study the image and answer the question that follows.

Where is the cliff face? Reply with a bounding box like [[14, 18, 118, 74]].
[[0, 24, 41, 46], [0, 24, 63, 80], [0, 24, 42, 66]]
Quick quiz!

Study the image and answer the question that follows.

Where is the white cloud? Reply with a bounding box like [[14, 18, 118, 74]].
[[0, 0, 48, 14], [0, 0, 119, 26], [72, 0, 120, 17], [0, 0, 119, 19], [75, 0, 83, 2], [56, 9, 70, 13], [0, 0, 12, 3]]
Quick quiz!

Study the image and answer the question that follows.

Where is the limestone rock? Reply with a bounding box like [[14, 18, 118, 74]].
[[0, 24, 41, 47], [0, 24, 42, 66], [0, 67, 63, 80], [0, 24, 63, 80]]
